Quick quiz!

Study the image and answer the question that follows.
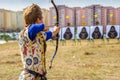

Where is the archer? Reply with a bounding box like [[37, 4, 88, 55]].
[[19, 4, 60, 80]]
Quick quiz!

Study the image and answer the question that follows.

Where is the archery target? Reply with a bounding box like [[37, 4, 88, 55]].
[[106, 25, 120, 39], [90, 26, 103, 39], [61, 27, 75, 40], [119, 26, 120, 38], [76, 26, 90, 39]]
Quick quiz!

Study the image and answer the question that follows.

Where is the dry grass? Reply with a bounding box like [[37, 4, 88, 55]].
[[0, 39, 120, 80]]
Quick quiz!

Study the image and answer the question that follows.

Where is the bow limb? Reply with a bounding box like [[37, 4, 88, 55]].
[[49, 0, 59, 69]]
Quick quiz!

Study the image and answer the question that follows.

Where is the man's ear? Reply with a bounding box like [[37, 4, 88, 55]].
[[35, 18, 43, 24]]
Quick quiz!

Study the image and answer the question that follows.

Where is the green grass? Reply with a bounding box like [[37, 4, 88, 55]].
[[0, 39, 120, 80]]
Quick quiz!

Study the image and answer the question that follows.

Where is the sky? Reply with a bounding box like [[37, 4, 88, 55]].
[[0, 0, 120, 11]]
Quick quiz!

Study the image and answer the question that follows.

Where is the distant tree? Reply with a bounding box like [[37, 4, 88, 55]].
[[2, 33, 9, 42]]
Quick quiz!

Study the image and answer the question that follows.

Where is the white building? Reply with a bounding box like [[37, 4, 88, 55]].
[[16, 11, 24, 30], [0, 9, 4, 30]]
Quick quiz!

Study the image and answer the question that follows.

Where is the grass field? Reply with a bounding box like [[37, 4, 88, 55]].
[[0, 39, 120, 80]]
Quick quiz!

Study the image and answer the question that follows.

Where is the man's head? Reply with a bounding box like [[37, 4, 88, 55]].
[[23, 4, 43, 25]]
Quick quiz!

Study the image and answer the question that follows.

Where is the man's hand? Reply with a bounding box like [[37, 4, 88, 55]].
[[52, 26, 60, 37], [43, 26, 49, 31]]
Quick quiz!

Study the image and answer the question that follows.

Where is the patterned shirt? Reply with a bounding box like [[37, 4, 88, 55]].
[[19, 24, 52, 80]]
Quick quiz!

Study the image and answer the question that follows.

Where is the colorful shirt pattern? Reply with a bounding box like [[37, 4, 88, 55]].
[[19, 28, 47, 80]]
